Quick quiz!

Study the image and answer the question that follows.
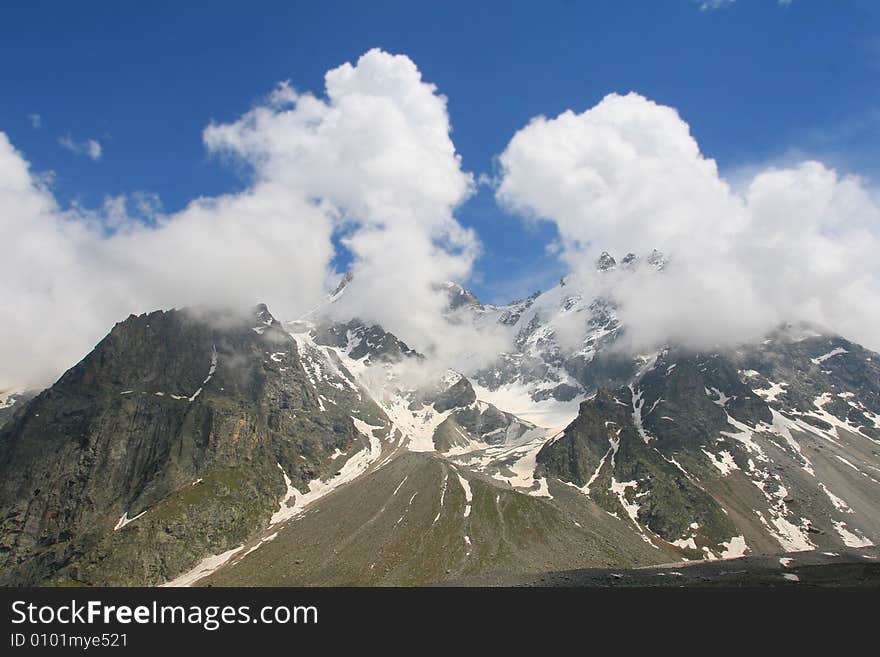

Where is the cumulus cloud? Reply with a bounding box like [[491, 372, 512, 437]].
[[0, 132, 336, 390], [58, 134, 102, 161], [496, 92, 880, 353], [0, 48, 494, 390], [203, 48, 500, 368]]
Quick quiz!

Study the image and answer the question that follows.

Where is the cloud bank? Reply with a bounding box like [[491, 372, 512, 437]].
[[202, 49, 488, 364], [0, 132, 336, 390], [3, 53, 878, 392], [0, 49, 484, 390], [496, 92, 880, 352]]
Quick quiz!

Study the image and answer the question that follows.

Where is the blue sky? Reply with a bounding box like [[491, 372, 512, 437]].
[[2, 0, 879, 303]]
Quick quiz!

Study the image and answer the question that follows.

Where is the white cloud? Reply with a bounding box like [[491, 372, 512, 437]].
[[0, 48, 491, 389], [27, 113, 41, 129], [58, 134, 102, 161], [699, 0, 735, 11], [204, 48, 493, 367], [697, 0, 791, 12], [496, 92, 880, 353], [0, 132, 336, 389]]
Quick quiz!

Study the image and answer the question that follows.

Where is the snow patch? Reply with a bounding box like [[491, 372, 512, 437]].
[[456, 472, 473, 518], [702, 449, 739, 476], [720, 535, 748, 559], [810, 347, 848, 365], [832, 521, 873, 548], [113, 509, 147, 531]]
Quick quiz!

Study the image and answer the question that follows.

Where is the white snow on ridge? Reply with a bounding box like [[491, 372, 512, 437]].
[[810, 348, 848, 365], [706, 387, 731, 408], [720, 535, 748, 559], [432, 470, 448, 526], [754, 381, 787, 403], [386, 397, 452, 453], [754, 508, 815, 553], [702, 449, 739, 476], [162, 546, 244, 587], [611, 478, 640, 525], [185, 345, 219, 403], [448, 426, 555, 499], [630, 385, 653, 444], [0, 388, 24, 409], [168, 418, 388, 587], [582, 447, 612, 495], [114, 509, 147, 531], [471, 381, 580, 430], [765, 410, 815, 475], [271, 463, 298, 526], [832, 521, 873, 548], [818, 482, 852, 514], [392, 475, 409, 496], [456, 471, 473, 518], [270, 417, 384, 526]]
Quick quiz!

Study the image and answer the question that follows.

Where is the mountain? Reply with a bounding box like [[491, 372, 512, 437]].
[[536, 343, 880, 559], [466, 250, 666, 411], [0, 305, 384, 585], [1, 251, 878, 586]]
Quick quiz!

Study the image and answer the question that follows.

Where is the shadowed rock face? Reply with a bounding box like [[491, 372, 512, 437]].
[[311, 319, 420, 363], [637, 351, 772, 453], [0, 305, 361, 586], [537, 341, 880, 560], [536, 387, 738, 557], [736, 332, 880, 438], [433, 378, 477, 413]]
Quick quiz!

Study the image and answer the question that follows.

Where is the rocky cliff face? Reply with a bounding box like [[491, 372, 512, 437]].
[[0, 305, 366, 585], [536, 340, 880, 559]]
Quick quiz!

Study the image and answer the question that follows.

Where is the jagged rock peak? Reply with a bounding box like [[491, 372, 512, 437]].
[[647, 249, 667, 270], [621, 252, 638, 269], [254, 302, 276, 324], [311, 318, 422, 363], [435, 281, 481, 310], [432, 375, 477, 413], [331, 271, 354, 297], [596, 251, 617, 271], [590, 249, 666, 273]]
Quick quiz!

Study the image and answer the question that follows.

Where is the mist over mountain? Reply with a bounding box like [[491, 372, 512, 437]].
[[2, 49, 879, 395]]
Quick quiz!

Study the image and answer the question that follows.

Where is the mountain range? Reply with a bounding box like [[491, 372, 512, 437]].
[[1, 251, 878, 586]]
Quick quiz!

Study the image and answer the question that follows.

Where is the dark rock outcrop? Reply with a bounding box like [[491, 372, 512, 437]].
[[0, 305, 360, 585]]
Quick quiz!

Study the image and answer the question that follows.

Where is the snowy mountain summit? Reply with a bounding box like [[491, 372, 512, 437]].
[[1, 253, 878, 586]]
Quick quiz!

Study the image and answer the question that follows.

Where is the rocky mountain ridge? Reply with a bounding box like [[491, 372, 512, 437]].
[[1, 252, 878, 586]]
